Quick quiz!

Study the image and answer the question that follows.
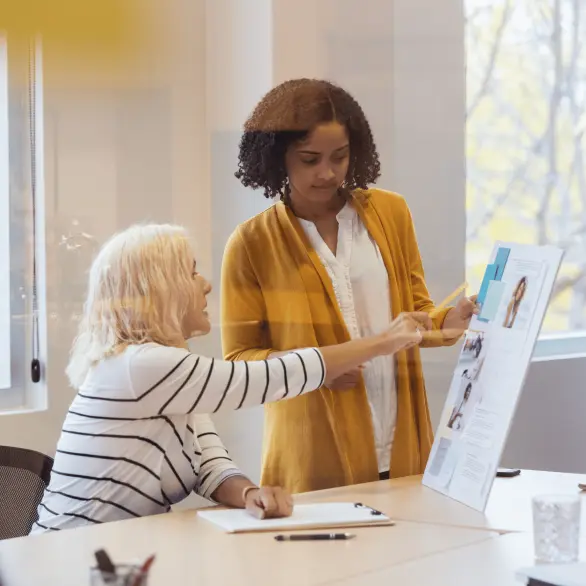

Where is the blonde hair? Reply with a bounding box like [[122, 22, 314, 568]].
[[66, 223, 196, 389]]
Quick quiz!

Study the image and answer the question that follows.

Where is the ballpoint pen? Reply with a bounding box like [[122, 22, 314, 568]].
[[274, 533, 356, 541]]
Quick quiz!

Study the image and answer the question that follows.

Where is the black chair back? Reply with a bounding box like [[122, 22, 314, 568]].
[[0, 445, 53, 540]]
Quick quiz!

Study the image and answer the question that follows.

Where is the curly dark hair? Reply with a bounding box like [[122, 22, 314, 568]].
[[235, 78, 381, 200]]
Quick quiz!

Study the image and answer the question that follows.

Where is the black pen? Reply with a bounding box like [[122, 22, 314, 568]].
[[275, 533, 356, 541]]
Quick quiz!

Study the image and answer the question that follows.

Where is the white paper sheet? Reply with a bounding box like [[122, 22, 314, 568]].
[[197, 502, 393, 533]]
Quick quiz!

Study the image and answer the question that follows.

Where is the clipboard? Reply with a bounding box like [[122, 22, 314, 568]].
[[197, 502, 395, 534]]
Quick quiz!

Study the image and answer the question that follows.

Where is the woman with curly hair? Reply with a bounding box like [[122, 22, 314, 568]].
[[221, 78, 477, 493]]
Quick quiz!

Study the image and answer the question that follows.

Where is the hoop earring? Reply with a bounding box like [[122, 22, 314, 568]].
[[338, 183, 350, 201], [282, 181, 291, 206]]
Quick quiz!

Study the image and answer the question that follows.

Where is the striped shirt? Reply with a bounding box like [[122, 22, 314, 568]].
[[31, 343, 325, 532]]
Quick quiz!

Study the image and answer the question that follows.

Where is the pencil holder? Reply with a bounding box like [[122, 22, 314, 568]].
[[90, 563, 149, 586]]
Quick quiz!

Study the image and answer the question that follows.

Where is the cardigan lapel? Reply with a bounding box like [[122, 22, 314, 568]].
[[275, 202, 351, 343], [352, 194, 403, 319]]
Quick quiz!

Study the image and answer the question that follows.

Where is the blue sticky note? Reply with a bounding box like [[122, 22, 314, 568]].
[[493, 247, 511, 281], [478, 280, 506, 322], [477, 263, 498, 308]]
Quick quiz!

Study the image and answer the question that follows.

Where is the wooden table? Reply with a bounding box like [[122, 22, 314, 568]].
[[299, 469, 586, 533], [0, 470, 584, 585], [332, 532, 586, 586], [0, 511, 496, 585]]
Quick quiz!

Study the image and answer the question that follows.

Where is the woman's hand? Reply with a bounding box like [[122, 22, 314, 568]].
[[327, 366, 364, 390], [442, 295, 479, 335], [455, 295, 479, 322], [381, 312, 432, 354], [244, 486, 293, 520]]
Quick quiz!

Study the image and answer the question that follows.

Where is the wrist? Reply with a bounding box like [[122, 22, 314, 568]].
[[444, 307, 466, 330], [241, 485, 259, 506], [370, 333, 392, 356]]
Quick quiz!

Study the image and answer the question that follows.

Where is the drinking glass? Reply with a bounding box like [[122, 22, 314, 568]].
[[532, 494, 581, 563]]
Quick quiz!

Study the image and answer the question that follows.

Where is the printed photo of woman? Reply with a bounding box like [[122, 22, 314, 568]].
[[503, 276, 528, 329]]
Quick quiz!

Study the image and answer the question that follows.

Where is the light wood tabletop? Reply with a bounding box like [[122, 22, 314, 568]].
[[0, 508, 496, 586], [0, 469, 584, 585], [298, 469, 586, 533], [331, 531, 586, 586]]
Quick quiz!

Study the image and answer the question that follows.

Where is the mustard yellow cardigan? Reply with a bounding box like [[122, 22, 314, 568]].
[[221, 189, 459, 493]]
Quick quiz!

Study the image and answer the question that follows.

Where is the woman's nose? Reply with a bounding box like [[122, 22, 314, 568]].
[[203, 279, 212, 295], [317, 165, 335, 181]]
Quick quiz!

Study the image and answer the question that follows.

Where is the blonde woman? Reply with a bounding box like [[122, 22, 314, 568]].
[[32, 224, 426, 532]]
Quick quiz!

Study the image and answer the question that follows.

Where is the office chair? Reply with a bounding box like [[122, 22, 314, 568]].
[[0, 445, 53, 539]]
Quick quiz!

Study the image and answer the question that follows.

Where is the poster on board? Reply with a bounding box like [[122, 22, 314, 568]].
[[422, 242, 564, 512]]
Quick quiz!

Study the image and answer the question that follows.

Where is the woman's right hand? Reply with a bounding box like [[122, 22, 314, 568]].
[[381, 312, 432, 354]]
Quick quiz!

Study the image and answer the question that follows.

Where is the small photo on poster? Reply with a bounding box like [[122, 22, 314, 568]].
[[446, 378, 482, 434], [427, 437, 461, 489], [502, 276, 529, 330], [497, 259, 546, 332], [427, 437, 451, 477], [456, 329, 488, 381]]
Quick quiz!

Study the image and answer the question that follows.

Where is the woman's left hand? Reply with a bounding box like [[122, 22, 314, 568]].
[[455, 294, 479, 322], [244, 486, 294, 520], [442, 295, 479, 335]]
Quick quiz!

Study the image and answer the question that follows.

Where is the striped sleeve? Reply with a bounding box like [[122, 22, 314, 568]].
[[191, 414, 243, 500], [121, 344, 326, 418]]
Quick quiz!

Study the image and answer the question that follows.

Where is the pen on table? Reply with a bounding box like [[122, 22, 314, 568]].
[[274, 533, 356, 541]]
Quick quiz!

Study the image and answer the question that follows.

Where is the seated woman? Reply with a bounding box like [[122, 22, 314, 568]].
[[32, 223, 425, 532]]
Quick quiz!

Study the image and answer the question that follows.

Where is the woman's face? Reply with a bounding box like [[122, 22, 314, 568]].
[[285, 121, 350, 206], [184, 260, 212, 337]]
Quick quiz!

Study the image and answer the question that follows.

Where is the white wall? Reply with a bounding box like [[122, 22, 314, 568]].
[[0, 0, 210, 455], [1, 0, 582, 500], [502, 356, 586, 474]]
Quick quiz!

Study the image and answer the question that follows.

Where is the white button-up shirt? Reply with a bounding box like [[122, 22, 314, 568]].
[[298, 203, 396, 473]]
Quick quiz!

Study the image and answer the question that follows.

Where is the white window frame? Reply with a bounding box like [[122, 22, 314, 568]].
[[0, 36, 11, 391], [533, 332, 586, 361], [0, 36, 47, 413]]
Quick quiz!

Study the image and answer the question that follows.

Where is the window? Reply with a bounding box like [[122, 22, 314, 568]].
[[0, 37, 9, 391], [0, 36, 46, 410], [466, 0, 586, 355]]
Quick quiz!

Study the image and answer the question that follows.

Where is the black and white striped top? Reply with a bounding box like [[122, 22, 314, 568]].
[[31, 343, 325, 532]]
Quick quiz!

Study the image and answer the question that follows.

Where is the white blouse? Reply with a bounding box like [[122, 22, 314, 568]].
[[298, 203, 396, 473]]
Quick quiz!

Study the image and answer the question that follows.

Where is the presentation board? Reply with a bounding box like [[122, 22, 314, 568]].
[[422, 242, 564, 511]]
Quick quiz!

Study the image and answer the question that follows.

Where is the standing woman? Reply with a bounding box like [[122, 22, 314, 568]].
[[221, 78, 477, 493]]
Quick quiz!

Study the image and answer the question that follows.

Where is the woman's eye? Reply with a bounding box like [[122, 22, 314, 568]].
[[301, 158, 318, 165]]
